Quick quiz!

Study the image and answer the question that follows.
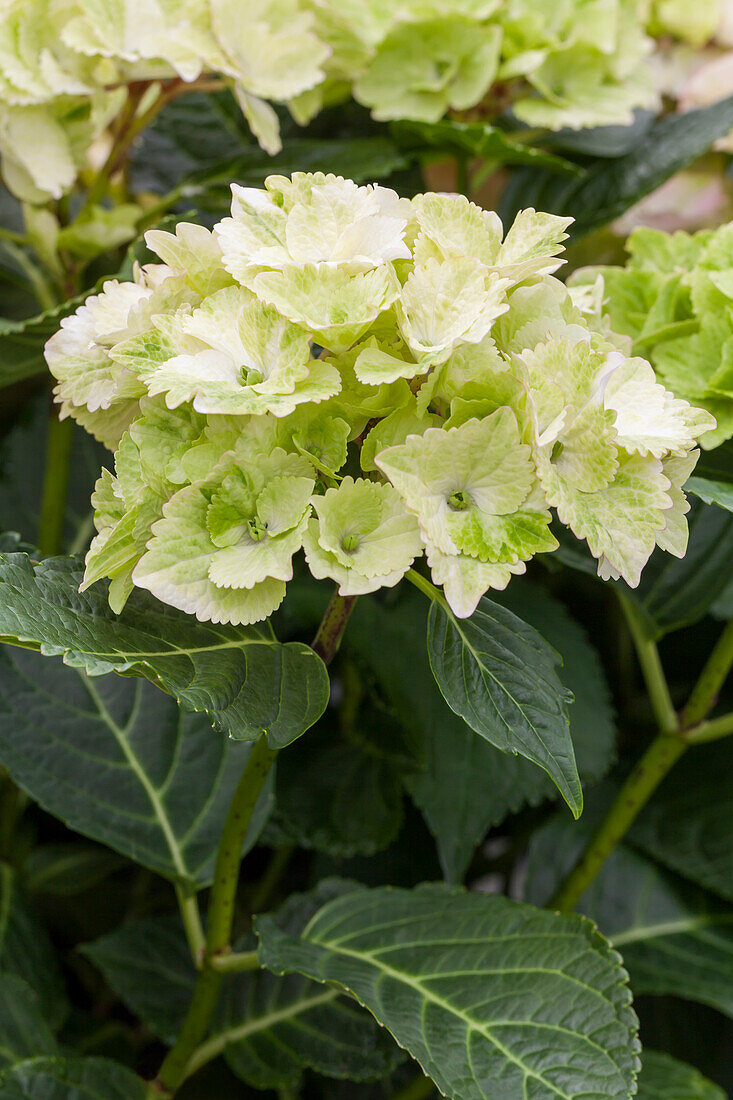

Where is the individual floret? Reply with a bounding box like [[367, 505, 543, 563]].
[[304, 477, 423, 594]]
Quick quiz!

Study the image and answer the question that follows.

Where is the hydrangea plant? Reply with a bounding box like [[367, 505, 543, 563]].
[[45, 174, 715, 626], [573, 222, 733, 449]]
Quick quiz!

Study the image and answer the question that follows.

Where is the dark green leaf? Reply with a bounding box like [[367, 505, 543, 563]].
[[0, 552, 329, 747], [0, 977, 58, 1068], [540, 112, 655, 158], [266, 712, 405, 858], [427, 594, 581, 816], [631, 740, 733, 904], [175, 138, 410, 213], [81, 915, 195, 1044], [343, 586, 613, 881], [23, 844, 125, 897], [256, 881, 640, 1100], [624, 502, 733, 638], [500, 95, 733, 238], [525, 814, 733, 1019], [390, 119, 579, 174], [0, 647, 272, 888], [82, 904, 402, 1088], [0, 1058, 147, 1098], [637, 1051, 725, 1100], [0, 867, 68, 1031]]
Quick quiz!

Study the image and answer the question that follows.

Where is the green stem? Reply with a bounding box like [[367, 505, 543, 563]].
[[550, 604, 733, 913], [38, 414, 74, 557], [205, 737, 278, 961], [619, 595, 678, 734], [207, 950, 259, 974], [406, 567, 448, 608], [175, 885, 205, 965], [310, 588, 356, 664], [680, 618, 733, 730], [684, 710, 733, 744], [549, 732, 687, 913]]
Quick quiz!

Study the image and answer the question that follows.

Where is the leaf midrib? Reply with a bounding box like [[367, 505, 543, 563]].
[[611, 912, 733, 948], [81, 675, 188, 881]]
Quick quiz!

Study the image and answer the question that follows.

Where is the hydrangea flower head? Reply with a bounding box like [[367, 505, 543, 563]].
[[46, 175, 714, 624]]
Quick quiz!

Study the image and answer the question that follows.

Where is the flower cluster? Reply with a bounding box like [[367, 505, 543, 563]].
[[297, 0, 658, 131], [45, 175, 715, 624], [0, 0, 328, 200], [0, 0, 715, 203], [573, 222, 733, 449]]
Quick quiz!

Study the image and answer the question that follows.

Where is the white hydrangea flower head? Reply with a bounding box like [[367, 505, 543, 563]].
[[46, 174, 715, 623]]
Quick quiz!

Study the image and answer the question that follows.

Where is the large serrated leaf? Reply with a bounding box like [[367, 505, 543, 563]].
[[0, 1058, 147, 1098], [499, 95, 733, 238], [0, 647, 271, 889], [427, 595, 582, 816], [82, 906, 402, 1088], [256, 882, 640, 1100], [637, 1051, 725, 1100], [0, 553, 329, 747], [525, 814, 733, 1020]]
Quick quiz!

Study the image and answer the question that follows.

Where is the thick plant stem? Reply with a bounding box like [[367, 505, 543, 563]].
[[149, 589, 356, 1096], [680, 617, 733, 730], [618, 595, 677, 734], [38, 413, 74, 557], [205, 737, 279, 962], [548, 732, 687, 912], [311, 588, 356, 664], [149, 737, 277, 1097]]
